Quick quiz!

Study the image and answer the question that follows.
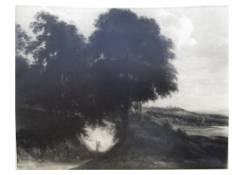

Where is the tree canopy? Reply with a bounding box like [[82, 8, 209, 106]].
[[87, 9, 178, 141], [89, 9, 177, 108], [28, 12, 89, 112], [15, 24, 30, 104], [16, 13, 89, 144], [16, 9, 178, 144]]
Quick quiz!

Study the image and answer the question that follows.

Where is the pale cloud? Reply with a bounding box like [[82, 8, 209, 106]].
[[157, 13, 197, 49], [133, 9, 197, 53], [175, 15, 197, 48]]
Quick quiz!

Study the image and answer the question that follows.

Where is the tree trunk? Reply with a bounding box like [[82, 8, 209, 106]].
[[138, 101, 144, 122], [100, 104, 130, 160], [120, 108, 129, 144]]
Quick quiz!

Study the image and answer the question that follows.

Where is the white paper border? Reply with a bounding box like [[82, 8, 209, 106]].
[[1, 0, 244, 175]]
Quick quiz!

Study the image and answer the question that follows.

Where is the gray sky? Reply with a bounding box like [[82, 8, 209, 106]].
[[16, 6, 228, 115]]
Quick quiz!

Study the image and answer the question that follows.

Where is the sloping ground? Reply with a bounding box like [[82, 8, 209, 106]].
[[78, 115, 227, 169], [145, 107, 228, 127]]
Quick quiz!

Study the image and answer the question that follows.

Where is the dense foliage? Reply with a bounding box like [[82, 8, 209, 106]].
[[16, 9, 177, 145]]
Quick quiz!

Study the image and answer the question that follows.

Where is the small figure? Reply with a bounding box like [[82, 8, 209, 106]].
[[95, 140, 101, 152]]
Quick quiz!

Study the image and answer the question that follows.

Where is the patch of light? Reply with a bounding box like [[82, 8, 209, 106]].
[[79, 121, 117, 152]]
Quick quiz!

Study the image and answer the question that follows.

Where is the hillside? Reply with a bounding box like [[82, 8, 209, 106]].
[[76, 108, 228, 169], [16, 107, 228, 169], [144, 107, 228, 127]]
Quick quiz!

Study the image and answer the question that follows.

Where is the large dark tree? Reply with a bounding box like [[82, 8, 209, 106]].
[[16, 9, 178, 146], [28, 12, 89, 113], [89, 9, 178, 142], [16, 13, 90, 145]]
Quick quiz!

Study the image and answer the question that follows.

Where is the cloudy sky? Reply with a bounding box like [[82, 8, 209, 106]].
[[16, 6, 228, 115]]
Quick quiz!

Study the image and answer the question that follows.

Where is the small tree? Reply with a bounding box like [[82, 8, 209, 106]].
[[89, 9, 178, 142]]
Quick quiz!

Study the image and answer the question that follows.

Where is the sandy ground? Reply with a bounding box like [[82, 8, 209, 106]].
[[17, 159, 91, 170]]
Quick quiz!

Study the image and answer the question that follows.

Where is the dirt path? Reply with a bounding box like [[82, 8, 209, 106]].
[[70, 159, 93, 169], [17, 159, 92, 170]]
